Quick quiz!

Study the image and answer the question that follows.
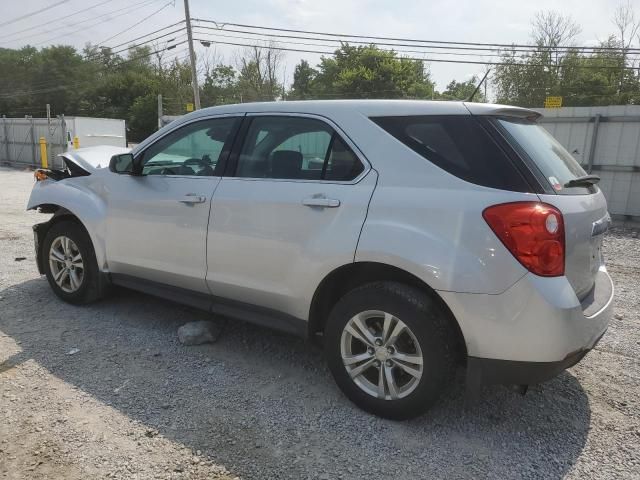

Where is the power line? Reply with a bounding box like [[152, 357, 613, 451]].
[[94, 1, 175, 46], [0, 0, 113, 41], [34, 0, 161, 47], [1, 0, 157, 45], [193, 18, 640, 54], [0, 0, 70, 28], [193, 28, 502, 60], [103, 29, 186, 57], [12, 0, 159, 47], [108, 21, 185, 50], [193, 37, 640, 71], [192, 23, 631, 57]]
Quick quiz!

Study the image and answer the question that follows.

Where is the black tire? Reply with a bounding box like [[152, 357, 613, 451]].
[[42, 220, 105, 305], [325, 282, 457, 420]]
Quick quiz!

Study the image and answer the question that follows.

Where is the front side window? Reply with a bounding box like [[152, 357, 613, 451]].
[[371, 115, 531, 192], [236, 116, 364, 181], [140, 117, 238, 176]]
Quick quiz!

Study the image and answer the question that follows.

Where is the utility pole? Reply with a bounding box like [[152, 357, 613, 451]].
[[183, 0, 201, 110]]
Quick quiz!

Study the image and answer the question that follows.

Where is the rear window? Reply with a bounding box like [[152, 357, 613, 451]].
[[496, 118, 588, 194], [371, 115, 531, 192]]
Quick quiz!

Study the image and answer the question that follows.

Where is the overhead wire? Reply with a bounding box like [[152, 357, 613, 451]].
[[1, 0, 159, 46], [107, 20, 185, 50], [94, 1, 175, 46], [193, 18, 640, 54], [0, 0, 113, 41], [0, 0, 70, 28], [192, 23, 630, 57], [34, 0, 161, 47], [193, 28, 501, 60], [193, 37, 640, 71]]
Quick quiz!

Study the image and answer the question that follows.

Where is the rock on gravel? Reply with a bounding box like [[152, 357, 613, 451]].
[[178, 320, 223, 346]]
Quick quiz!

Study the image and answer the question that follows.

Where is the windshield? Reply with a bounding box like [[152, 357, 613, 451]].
[[497, 118, 588, 193]]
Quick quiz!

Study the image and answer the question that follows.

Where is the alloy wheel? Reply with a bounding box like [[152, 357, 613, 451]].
[[340, 310, 423, 400], [49, 235, 84, 293]]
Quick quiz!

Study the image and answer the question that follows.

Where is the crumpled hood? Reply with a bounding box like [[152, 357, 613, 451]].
[[60, 145, 131, 171]]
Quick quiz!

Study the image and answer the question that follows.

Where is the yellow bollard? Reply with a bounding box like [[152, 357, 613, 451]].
[[39, 137, 48, 168], [73, 136, 80, 149]]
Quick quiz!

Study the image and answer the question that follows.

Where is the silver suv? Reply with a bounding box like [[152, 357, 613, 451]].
[[28, 100, 613, 419]]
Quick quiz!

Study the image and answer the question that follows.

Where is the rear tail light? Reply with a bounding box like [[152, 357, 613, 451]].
[[483, 202, 565, 277]]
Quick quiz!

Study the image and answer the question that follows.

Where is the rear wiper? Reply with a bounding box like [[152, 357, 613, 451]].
[[564, 174, 600, 188]]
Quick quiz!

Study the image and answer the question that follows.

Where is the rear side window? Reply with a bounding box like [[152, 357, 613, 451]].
[[371, 115, 531, 192], [236, 116, 364, 181], [496, 118, 589, 194]]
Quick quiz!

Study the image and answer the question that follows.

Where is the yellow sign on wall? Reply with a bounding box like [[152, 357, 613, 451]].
[[186, 103, 194, 112], [544, 96, 563, 108]]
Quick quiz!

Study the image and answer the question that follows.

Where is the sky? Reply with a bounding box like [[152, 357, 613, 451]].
[[1, 0, 639, 91]]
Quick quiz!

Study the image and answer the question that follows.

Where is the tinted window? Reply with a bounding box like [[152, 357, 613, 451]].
[[140, 117, 237, 176], [371, 115, 531, 192], [325, 136, 364, 181], [236, 116, 364, 181], [497, 118, 588, 194]]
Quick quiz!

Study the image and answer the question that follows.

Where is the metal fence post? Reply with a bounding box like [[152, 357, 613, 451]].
[[2, 115, 9, 164], [29, 116, 37, 168], [587, 114, 601, 174]]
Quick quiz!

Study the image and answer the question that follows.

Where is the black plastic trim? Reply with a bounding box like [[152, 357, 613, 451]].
[[33, 222, 47, 274], [475, 117, 547, 194], [223, 115, 252, 177], [466, 339, 605, 387], [110, 273, 307, 338]]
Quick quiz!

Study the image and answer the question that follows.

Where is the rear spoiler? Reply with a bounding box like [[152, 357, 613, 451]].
[[463, 102, 542, 121]]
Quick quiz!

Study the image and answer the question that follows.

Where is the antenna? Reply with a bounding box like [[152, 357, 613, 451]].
[[467, 68, 491, 102]]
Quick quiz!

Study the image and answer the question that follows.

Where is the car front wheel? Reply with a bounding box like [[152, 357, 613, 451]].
[[43, 220, 104, 304], [325, 282, 457, 420]]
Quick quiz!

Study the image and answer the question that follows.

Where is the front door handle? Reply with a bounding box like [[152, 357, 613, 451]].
[[178, 194, 207, 204], [302, 197, 341, 208]]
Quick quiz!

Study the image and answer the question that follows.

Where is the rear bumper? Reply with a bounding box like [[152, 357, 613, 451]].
[[440, 266, 613, 378], [466, 332, 604, 386]]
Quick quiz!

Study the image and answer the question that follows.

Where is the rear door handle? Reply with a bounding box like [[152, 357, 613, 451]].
[[178, 194, 207, 204], [302, 197, 341, 208]]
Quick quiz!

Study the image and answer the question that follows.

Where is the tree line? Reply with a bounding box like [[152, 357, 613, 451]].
[[0, 6, 638, 142]]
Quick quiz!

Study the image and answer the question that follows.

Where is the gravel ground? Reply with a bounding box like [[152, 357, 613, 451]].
[[1, 166, 639, 479]]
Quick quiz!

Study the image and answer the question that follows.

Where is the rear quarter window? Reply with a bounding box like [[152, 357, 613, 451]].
[[371, 115, 532, 192], [495, 118, 592, 195]]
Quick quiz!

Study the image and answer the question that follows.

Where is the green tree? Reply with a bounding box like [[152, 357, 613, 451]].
[[201, 64, 239, 106], [311, 44, 434, 99], [236, 45, 283, 102], [436, 77, 485, 101], [289, 60, 317, 99], [128, 93, 158, 142]]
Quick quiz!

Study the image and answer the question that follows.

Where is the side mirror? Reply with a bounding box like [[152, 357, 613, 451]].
[[109, 153, 139, 175]]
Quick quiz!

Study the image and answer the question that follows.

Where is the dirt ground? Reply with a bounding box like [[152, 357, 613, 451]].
[[1, 166, 639, 479]]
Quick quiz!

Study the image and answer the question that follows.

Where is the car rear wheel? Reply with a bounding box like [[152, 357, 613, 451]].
[[43, 220, 104, 304], [325, 282, 456, 420]]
